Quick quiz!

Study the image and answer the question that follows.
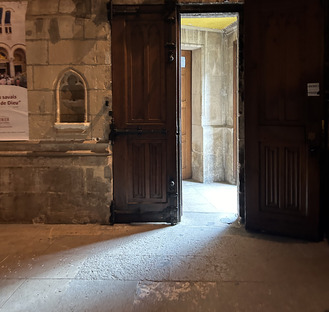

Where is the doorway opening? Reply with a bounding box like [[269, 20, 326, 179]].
[[180, 13, 239, 218]]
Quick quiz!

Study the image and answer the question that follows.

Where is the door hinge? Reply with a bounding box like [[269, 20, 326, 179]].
[[109, 116, 167, 145]]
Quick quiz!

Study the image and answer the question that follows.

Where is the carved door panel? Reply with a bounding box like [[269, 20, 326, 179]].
[[181, 50, 192, 180], [110, 4, 179, 224], [245, 0, 324, 239]]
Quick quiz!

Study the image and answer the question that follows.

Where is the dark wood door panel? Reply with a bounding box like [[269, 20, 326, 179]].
[[128, 138, 167, 203], [113, 16, 167, 127], [245, 0, 324, 239], [126, 19, 166, 124], [260, 142, 307, 215], [256, 5, 323, 126], [111, 4, 179, 225]]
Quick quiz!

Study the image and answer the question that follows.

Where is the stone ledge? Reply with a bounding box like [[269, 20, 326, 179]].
[[0, 140, 112, 154], [54, 122, 90, 131], [0, 150, 109, 157]]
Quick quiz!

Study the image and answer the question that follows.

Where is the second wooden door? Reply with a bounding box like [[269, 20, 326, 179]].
[[181, 50, 192, 180]]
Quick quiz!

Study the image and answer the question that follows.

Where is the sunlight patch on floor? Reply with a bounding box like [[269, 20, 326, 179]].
[[182, 180, 237, 213]]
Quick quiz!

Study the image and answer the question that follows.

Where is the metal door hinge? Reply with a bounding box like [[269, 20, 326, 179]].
[[109, 117, 167, 144]]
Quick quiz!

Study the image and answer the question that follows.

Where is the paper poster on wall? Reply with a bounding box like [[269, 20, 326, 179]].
[[0, 1, 29, 141], [0, 85, 28, 140]]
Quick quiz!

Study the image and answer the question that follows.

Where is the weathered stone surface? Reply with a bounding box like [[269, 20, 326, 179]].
[[28, 114, 56, 139], [49, 40, 100, 65], [28, 90, 55, 114], [32, 65, 66, 90], [2, 217, 329, 312], [59, 0, 77, 14], [89, 113, 110, 140], [26, 65, 34, 89], [26, 19, 47, 40], [26, 40, 48, 65], [75, 65, 111, 90], [57, 16, 84, 39], [84, 20, 110, 40], [27, 0, 59, 15], [0, 142, 111, 223], [88, 90, 112, 115]]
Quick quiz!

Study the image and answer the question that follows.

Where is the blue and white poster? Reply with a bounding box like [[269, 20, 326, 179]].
[[0, 1, 28, 141]]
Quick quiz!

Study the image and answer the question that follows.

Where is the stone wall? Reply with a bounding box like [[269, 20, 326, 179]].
[[0, 143, 111, 224], [0, 0, 112, 224], [26, 0, 111, 141], [181, 24, 238, 184]]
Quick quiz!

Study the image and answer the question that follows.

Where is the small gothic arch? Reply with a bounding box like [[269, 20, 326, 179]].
[[56, 69, 88, 123]]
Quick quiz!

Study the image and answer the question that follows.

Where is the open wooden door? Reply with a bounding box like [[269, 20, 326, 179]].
[[181, 50, 192, 180], [110, 3, 180, 224], [245, 0, 324, 239]]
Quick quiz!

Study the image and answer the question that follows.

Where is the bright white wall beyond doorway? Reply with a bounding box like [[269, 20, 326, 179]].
[[181, 18, 238, 185]]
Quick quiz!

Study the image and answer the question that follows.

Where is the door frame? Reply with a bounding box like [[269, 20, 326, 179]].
[[177, 3, 245, 220], [323, 0, 329, 237], [181, 50, 192, 180]]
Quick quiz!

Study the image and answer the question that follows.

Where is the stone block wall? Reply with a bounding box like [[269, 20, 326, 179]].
[[0, 143, 111, 224], [26, 0, 111, 141], [0, 0, 112, 224]]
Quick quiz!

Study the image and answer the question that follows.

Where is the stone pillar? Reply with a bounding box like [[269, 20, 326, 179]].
[[9, 57, 15, 77]]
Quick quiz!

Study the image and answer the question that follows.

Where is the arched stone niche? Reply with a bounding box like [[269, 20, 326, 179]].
[[56, 69, 88, 123]]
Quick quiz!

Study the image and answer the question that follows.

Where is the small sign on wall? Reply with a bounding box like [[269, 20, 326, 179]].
[[307, 83, 320, 97]]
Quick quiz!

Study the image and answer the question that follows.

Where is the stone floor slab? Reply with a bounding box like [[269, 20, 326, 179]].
[[0, 279, 25, 307], [132, 281, 329, 312], [0, 279, 138, 312]]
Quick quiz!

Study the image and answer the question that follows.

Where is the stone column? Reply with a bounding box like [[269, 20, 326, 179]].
[[9, 57, 15, 77]]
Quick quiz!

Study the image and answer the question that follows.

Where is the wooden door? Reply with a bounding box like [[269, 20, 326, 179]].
[[181, 50, 192, 180], [110, 4, 180, 224], [245, 0, 324, 239]]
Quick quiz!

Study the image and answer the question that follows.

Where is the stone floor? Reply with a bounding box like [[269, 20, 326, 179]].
[[0, 182, 329, 312], [183, 180, 238, 214]]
